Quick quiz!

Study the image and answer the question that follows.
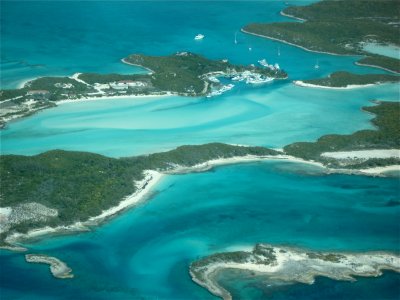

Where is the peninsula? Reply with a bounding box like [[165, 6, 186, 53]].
[[25, 254, 74, 279], [190, 244, 400, 300], [0, 101, 398, 249], [0, 143, 279, 247], [284, 101, 400, 169], [242, 0, 400, 73], [0, 52, 287, 128], [294, 71, 399, 89]]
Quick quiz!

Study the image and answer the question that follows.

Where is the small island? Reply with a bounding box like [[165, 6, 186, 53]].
[[25, 254, 74, 279], [189, 244, 400, 300], [294, 71, 400, 89], [242, 0, 400, 73], [0, 52, 287, 128]]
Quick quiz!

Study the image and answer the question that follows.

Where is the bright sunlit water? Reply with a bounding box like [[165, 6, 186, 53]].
[[1, 1, 399, 299]]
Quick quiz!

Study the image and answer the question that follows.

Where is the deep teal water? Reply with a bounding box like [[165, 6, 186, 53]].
[[1, 1, 399, 299], [1, 161, 400, 299]]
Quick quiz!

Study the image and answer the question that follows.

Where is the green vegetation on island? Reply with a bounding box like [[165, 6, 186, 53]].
[[0, 101, 398, 245], [243, 0, 400, 73], [0, 52, 287, 128], [357, 55, 400, 73], [123, 52, 287, 95], [190, 243, 400, 300], [0, 77, 94, 103], [284, 101, 400, 166], [283, 1, 399, 23], [0, 143, 278, 243], [301, 71, 399, 88]]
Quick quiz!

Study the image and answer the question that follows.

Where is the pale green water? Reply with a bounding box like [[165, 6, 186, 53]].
[[1, 1, 399, 299], [1, 82, 398, 157], [362, 42, 400, 60]]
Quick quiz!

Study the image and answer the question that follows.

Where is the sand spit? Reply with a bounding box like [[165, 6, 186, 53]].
[[25, 254, 74, 279]]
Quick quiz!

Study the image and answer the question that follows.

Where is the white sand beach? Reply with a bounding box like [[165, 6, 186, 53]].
[[121, 58, 154, 74], [355, 62, 400, 74], [359, 165, 400, 175], [280, 11, 306, 22], [293, 80, 375, 90], [3, 149, 398, 248], [89, 170, 164, 222], [164, 154, 325, 175], [4, 170, 163, 245], [54, 93, 174, 105], [190, 244, 400, 300], [321, 149, 400, 160]]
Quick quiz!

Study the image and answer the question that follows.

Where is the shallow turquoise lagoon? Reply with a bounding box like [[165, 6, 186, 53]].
[[1, 1, 399, 299], [1, 82, 399, 157], [362, 42, 400, 60], [1, 161, 399, 299]]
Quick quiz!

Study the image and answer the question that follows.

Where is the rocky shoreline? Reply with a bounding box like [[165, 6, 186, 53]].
[[190, 244, 400, 300], [25, 254, 74, 279]]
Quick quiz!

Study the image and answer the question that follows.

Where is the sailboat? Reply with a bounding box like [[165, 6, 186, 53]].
[[278, 46, 281, 56], [314, 59, 320, 69], [234, 31, 238, 44]]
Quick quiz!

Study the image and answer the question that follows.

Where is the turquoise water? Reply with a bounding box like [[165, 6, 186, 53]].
[[362, 42, 400, 60], [1, 1, 399, 299], [1, 161, 400, 299], [1, 83, 399, 157], [1, 1, 398, 157], [1, 0, 384, 89], [219, 269, 400, 300]]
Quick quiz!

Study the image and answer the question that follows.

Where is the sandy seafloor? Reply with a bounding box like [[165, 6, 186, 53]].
[[1, 1, 399, 299]]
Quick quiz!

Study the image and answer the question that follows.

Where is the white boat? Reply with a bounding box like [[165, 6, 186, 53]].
[[194, 34, 205, 40], [314, 59, 320, 69], [234, 31, 238, 44], [208, 76, 220, 83], [207, 84, 235, 97], [246, 76, 274, 84], [231, 75, 242, 81], [258, 59, 269, 67]]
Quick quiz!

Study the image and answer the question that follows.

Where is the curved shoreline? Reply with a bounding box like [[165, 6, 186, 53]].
[[241, 28, 355, 57], [355, 61, 400, 74], [190, 243, 400, 300], [2, 153, 398, 250], [4, 170, 164, 247], [293, 80, 376, 90], [279, 11, 306, 22], [25, 254, 74, 279], [121, 58, 154, 74]]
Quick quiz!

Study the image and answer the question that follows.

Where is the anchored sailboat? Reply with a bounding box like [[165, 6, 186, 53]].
[[314, 59, 320, 69], [234, 31, 238, 44]]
